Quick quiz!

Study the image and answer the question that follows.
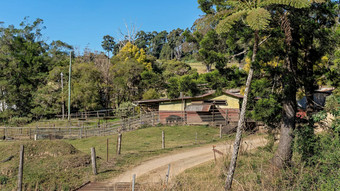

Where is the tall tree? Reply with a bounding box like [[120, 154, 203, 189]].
[[271, 0, 328, 169], [0, 18, 50, 117], [101, 35, 116, 109], [206, 0, 313, 189]]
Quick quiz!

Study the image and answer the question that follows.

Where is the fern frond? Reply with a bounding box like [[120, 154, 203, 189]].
[[246, 8, 271, 30], [310, 0, 325, 3], [216, 10, 247, 34], [260, 0, 311, 8]]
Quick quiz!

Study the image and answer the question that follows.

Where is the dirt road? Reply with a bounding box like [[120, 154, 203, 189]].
[[105, 135, 267, 185]]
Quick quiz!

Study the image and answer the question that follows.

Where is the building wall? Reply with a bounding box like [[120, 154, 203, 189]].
[[159, 100, 191, 111], [158, 94, 241, 124], [210, 95, 240, 109]]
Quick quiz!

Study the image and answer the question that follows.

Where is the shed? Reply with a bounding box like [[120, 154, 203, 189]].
[[134, 90, 244, 125]]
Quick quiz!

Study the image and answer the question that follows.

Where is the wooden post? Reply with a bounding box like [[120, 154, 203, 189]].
[[225, 109, 228, 126], [212, 101, 215, 126], [195, 132, 198, 144], [162, 131, 165, 149], [219, 124, 222, 139], [18, 145, 24, 191], [152, 112, 155, 126], [3, 128, 6, 139], [106, 138, 109, 162], [165, 164, 171, 191], [35, 126, 38, 139], [29, 128, 31, 140], [140, 110, 142, 126], [117, 133, 122, 155], [91, 147, 97, 175], [132, 174, 136, 191]]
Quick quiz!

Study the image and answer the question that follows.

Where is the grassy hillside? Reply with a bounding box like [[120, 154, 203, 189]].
[[0, 141, 91, 191], [0, 125, 227, 190]]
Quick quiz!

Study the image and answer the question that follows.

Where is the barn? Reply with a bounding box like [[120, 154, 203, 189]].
[[134, 90, 244, 126]]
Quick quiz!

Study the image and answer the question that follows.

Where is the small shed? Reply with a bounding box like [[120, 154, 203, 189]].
[[135, 90, 244, 125]]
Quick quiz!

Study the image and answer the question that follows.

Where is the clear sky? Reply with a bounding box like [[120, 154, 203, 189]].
[[0, 0, 202, 53]]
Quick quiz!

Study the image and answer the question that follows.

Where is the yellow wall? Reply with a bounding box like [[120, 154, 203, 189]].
[[211, 95, 240, 109], [159, 100, 191, 111]]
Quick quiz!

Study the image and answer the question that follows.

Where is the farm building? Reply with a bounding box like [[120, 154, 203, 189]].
[[134, 90, 244, 126]]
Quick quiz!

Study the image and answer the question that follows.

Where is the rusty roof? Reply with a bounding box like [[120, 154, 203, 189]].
[[134, 90, 243, 104]]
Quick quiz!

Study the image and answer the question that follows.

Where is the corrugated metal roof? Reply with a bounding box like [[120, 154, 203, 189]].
[[134, 89, 244, 105], [185, 104, 211, 112]]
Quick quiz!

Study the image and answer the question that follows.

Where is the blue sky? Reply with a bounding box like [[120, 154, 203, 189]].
[[0, 0, 202, 53]]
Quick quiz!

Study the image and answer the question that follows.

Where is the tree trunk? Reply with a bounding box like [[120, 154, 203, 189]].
[[273, 14, 297, 168], [224, 30, 259, 190], [272, 57, 296, 168]]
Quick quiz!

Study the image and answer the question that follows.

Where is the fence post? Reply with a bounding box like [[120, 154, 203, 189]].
[[91, 147, 97, 175], [18, 145, 24, 191], [165, 164, 171, 191], [106, 138, 109, 162], [35, 126, 38, 140], [29, 128, 31, 140], [117, 133, 122, 155], [219, 124, 222, 139], [195, 132, 198, 144], [225, 109, 228, 126], [132, 174, 136, 191], [152, 112, 155, 126], [140, 110, 142, 127], [3, 128, 6, 139], [162, 131, 165, 149]]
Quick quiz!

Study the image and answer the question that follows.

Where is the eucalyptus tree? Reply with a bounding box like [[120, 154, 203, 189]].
[[101, 35, 116, 109]]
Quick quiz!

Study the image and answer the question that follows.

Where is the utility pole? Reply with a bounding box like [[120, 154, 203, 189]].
[[68, 50, 72, 121], [61, 72, 64, 120]]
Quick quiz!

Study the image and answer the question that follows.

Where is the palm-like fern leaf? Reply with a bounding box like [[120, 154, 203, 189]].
[[246, 8, 271, 30], [260, 0, 311, 8], [216, 10, 247, 34]]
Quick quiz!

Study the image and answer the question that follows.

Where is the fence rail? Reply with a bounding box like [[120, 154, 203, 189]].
[[1, 112, 159, 140]]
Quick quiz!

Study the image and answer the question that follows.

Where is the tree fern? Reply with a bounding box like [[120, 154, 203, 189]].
[[246, 8, 271, 30]]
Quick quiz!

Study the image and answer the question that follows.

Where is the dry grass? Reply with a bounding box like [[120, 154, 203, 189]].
[[143, 137, 339, 191]]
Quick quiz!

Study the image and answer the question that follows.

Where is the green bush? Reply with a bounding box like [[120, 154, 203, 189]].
[[8, 117, 32, 126]]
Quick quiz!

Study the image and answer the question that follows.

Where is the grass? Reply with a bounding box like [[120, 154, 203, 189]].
[[0, 140, 91, 191], [65, 125, 228, 181], [188, 62, 211, 74], [0, 125, 231, 190]]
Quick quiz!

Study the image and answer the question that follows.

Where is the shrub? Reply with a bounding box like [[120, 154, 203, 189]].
[[8, 117, 32, 126]]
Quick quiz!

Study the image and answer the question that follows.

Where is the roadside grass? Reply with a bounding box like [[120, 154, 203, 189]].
[[0, 125, 232, 190], [160, 132, 340, 191]]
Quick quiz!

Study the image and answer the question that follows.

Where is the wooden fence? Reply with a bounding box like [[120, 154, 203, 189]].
[[0, 112, 159, 140]]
